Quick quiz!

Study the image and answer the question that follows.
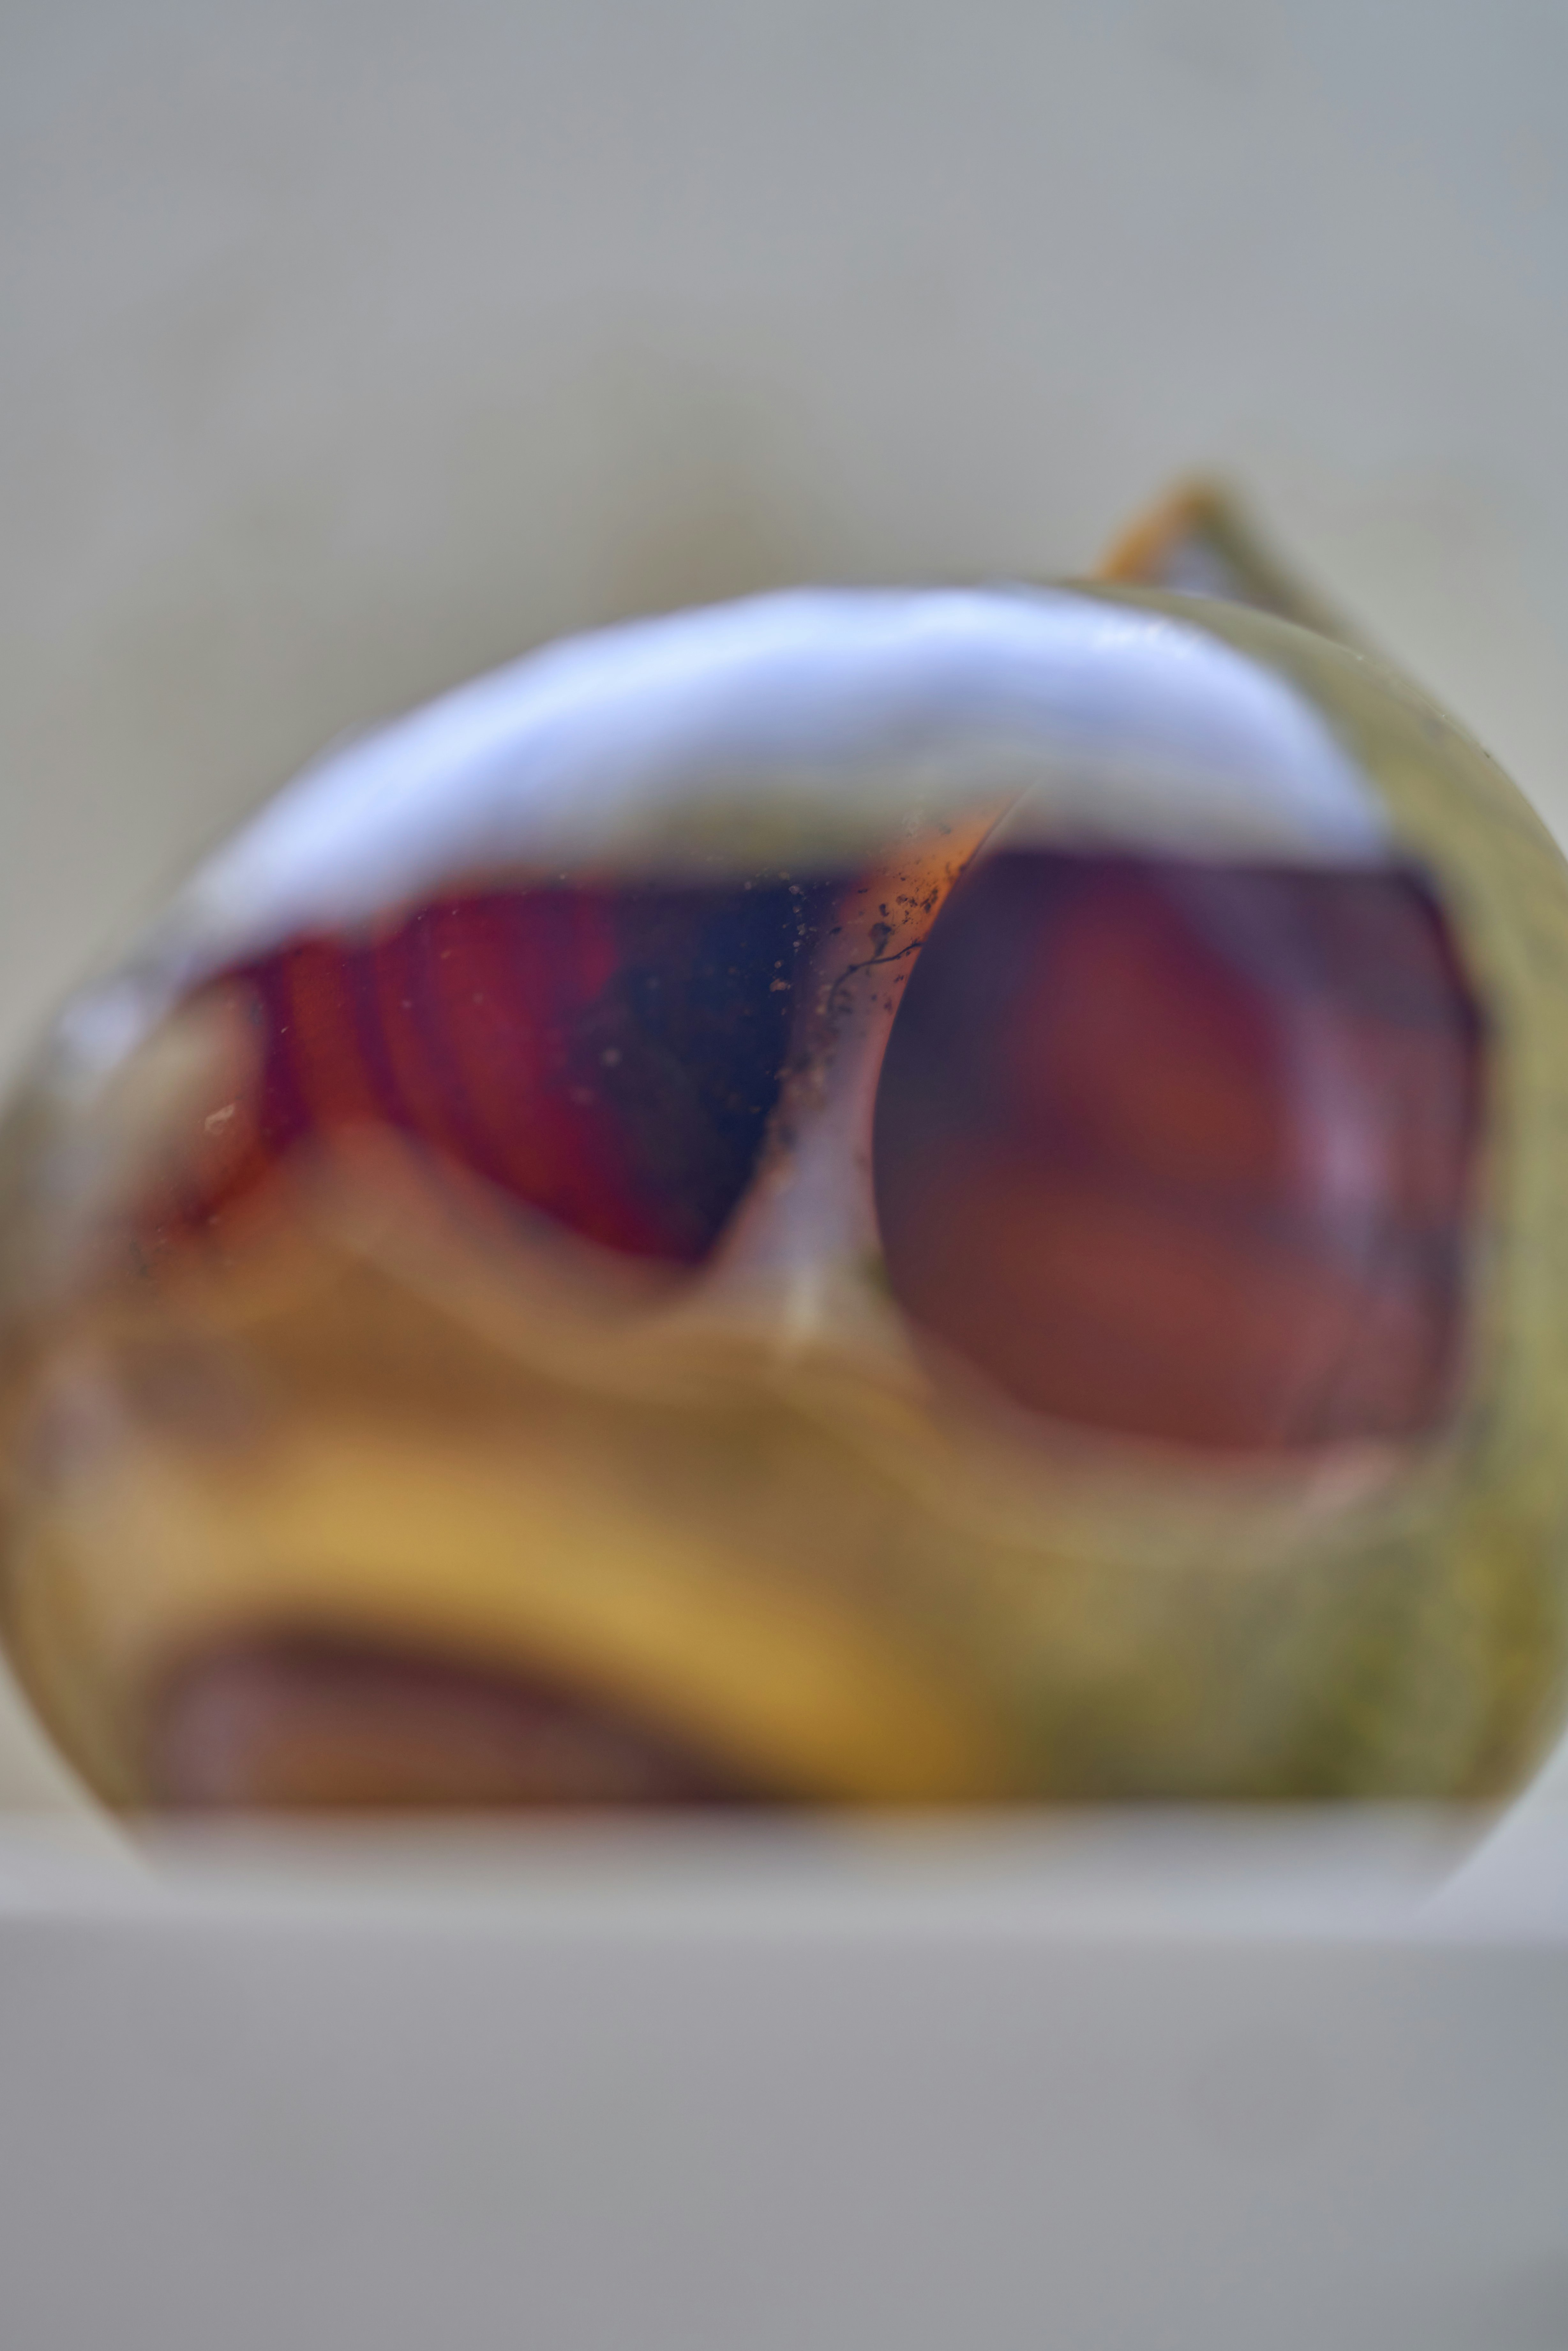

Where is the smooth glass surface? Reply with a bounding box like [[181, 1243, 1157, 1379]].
[[1, 580, 1564, 1812]]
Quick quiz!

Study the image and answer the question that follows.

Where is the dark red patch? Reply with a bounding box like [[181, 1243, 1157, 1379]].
[[872, 851, 1487, 1452], [148, 1630, 764, 1808], [146, 879, 838, 1266]]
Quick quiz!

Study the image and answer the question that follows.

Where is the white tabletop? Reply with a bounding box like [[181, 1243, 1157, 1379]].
[[0, 1807, 1564, 2351]]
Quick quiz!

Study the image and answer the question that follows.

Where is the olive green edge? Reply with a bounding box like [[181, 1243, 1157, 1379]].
[[1077, 586, 1568, 1797]]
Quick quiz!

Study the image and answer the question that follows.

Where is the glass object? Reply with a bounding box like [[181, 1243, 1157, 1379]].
[[1, 492, 1566, 1809]]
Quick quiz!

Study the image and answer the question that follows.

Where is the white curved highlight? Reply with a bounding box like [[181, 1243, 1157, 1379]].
[[167, 586, 1387, 970]]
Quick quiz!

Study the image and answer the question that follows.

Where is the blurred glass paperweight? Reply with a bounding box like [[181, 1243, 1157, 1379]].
[[1, 489, 1566, 1814]]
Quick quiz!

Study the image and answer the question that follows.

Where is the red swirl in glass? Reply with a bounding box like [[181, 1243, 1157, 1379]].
[[873, 850, 1486, 1452]]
